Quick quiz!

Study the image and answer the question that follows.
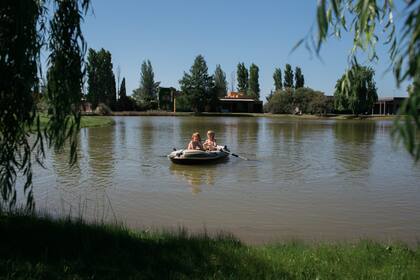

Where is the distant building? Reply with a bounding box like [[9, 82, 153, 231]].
[[80, 101, 92, 113], [372, 97, 407, 115], [219, 91, 263, 113]]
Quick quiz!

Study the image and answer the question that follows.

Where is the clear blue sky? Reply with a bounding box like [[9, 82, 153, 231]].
[[82, 0, 406, 100]]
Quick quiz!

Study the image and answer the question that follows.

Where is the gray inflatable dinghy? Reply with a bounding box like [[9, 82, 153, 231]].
[[168, 146, 229, 164]]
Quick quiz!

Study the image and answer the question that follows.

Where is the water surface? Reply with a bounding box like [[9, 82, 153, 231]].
[[29, 116, 420, 244]]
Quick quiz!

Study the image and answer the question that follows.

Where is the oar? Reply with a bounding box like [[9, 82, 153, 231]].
[[230, 152, 248, 160], [221, 149, 248, 160]]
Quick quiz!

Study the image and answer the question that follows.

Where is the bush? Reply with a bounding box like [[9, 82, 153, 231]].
[[175, 94, 192, 112], [265, 87, 333, 115], [264, 88, 294, 113], [115, 96, 139, 111], [94, 103, 112, 115]]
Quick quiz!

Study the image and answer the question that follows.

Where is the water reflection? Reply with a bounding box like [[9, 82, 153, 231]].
[[87, 126, 116, 184], [333, 121, 377, 172], [169, 164, 219, 194]]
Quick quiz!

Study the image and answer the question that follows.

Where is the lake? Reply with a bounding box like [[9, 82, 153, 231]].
[[28, 116, 420, 244]]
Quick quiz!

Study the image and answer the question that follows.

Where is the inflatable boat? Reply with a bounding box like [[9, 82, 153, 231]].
[[168, 146, 229, 164]]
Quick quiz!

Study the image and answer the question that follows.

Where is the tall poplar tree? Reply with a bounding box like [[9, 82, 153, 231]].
[[236, 62, 248, 93], [119, 78, 126, 99], [214, 64, 228, 98], [295, 67, 305, 88], [284, 64, 294, 88], [273, 68, 283, 91], [248, 63, 260, 100]]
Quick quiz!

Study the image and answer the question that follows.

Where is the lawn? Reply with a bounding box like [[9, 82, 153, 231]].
[[35, 115, 115, 130], [1, 213, 419, 279]]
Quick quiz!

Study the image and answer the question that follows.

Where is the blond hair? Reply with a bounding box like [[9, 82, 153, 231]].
[[191, 132, 201, 141], [207, 130, 215, 135]]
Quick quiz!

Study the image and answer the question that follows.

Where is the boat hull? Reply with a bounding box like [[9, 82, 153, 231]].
[[168, 149, 229, 165]]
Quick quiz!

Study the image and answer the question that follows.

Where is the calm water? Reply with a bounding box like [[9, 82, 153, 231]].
[[28, 116, 420, 244]]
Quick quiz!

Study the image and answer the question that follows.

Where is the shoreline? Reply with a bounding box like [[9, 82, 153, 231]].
[[105, 111, 397, 120], [1, 212, 419, 279]]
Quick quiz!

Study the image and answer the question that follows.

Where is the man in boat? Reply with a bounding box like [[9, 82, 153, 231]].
[[187, 132, 204, 150], [203, 130, 218, 151]]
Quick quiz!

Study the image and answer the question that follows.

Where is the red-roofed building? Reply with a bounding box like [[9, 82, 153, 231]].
[[219, 92, 263, 113]]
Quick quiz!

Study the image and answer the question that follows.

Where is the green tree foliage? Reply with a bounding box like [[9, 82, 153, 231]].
[[247, 63, 260, 100], [312, 0, 419, 160], [132, 60, 160, 110], [273, 68, 283, 91], [86, 48, 116, 110], [284, 64, 294, 88], [0, 0, 89, 209], [265, 87, 332, 115], [264, 88, 295, 114], [179, 55, 215, 112], [236, 63, 248, 92], [334, 65, 378, 115], [294, 67, 305, 88], [214, 64, 228, 98], [115, 78, 138, 111], [46, 0, 87, 166], [119, 78, 127, 99]]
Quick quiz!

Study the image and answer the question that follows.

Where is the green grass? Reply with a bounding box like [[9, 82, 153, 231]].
[[36, 115, 115, 130], [0, 213, 419, 279], [79, 116, 115, 128]]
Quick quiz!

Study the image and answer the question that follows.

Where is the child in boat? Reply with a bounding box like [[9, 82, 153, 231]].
[[187, 132, 204, 150], [203, 130, 218, 151]]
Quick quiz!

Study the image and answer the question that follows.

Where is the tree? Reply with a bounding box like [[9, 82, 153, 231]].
[[132, 60, 160, 109], [264, 88, 295, 114], [119, 77, 126, 99], [273, 68, 283, 91], [86, 48, 116, 109], [247, 63, 260, 100], [0, 0, 89, 209], [236, 62, 248, 92], [179, 55, 215, 112], [294, 67, 305, 88], [312, 0, 420, 160], [214, 64, 228, 98], [284, 64, 294, 88], [334, 65, 378, 115], [264, 87, 332, 115], [116, 77, 138, 111]]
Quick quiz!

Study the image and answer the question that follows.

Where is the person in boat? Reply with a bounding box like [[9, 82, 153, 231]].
[[187, 132, 204, 150], [203, 130, 218, 151]]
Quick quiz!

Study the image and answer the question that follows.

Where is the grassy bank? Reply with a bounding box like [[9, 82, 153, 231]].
[[1, 213, 419, 279], [37, 115, 115, 129]]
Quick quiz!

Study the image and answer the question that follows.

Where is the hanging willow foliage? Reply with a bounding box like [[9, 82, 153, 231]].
[[0, 0, 44, 209], [46, 0, 89, 164], [306, 0, 420, 161], [0, 0, 89, 210]]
